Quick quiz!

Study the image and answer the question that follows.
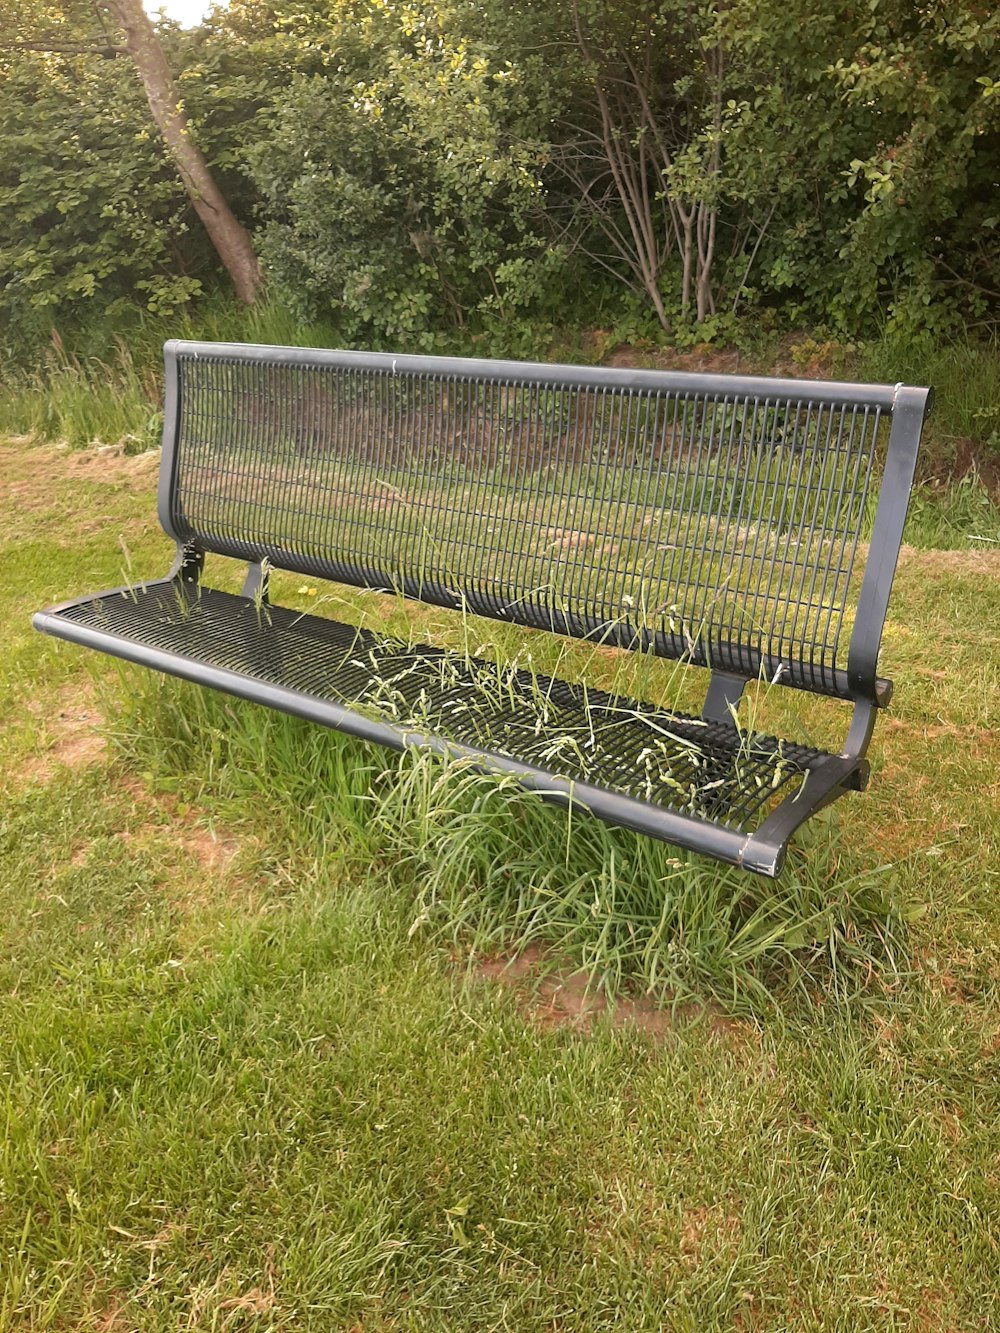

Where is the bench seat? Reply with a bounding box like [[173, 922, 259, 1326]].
[[37, 580, 865, 876]]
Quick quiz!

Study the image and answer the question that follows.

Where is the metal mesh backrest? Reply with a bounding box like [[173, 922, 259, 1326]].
[[166, 348, 893, 700]]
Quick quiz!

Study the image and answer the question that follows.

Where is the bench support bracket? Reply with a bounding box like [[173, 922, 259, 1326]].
[[241, 560, 270, 604], [173, 542, 204, 588], [703, 671, 746, 725]]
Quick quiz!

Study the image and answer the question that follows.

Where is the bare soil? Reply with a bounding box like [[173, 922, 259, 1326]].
[[1, 437, 158, 495], [897, 545, 1000, 577], [16, 683, 107, 785], [472, 942, 736, 1040]]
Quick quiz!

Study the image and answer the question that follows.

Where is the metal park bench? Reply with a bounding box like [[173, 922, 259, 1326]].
[[33, 341, 931, 876]]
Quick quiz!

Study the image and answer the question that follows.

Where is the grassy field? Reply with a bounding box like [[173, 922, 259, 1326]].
[[1, 434, 999, 1330]]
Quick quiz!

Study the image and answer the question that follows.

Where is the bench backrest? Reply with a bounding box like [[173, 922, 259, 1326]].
[[159, 342, 930, 706]]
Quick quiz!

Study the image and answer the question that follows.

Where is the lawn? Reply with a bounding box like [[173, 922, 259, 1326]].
[[1, 434, 999, 1331]]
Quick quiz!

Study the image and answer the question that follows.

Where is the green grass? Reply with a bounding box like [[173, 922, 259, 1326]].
[[856, 330, 1000, 455], [0, 339, 162, 452], [901, 472, 1000, 550], [0, 298, 343, 450], [2, 436, 1000, 1329]]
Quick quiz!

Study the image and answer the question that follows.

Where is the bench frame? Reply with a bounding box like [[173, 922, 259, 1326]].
[[34, 343, 932, 876]]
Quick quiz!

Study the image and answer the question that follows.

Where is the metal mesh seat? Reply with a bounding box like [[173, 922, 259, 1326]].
[[34, 342, 931, 875]]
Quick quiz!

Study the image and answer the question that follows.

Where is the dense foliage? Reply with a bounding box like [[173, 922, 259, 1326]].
[[0, 38, 208, 350], [722, 0, 1000, 335], [1, 0, 998, 356], [247, 1, 565, 346]]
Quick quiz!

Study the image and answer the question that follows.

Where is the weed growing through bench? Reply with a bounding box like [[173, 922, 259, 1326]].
[[287, 577, 805, 829]]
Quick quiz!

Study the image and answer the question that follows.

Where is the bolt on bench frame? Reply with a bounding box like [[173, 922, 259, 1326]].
[[33, 341, 932, 876]]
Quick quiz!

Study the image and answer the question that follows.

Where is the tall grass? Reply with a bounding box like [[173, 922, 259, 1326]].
[[0, 332, 163, 451], [902, 471, 1000, 549], [3, 298, 1000, 471], [105, 668, 910, 1015], [0, 298, 344, 449], [857, 330, 1000, 454]]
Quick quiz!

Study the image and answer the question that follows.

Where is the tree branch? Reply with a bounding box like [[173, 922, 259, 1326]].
[[1, 38, 126, 55]]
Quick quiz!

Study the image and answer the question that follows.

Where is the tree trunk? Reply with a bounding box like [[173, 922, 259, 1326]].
[[103, 0, 261, 304], [696, 201, 717, 322], [679, 207, 694, 315]]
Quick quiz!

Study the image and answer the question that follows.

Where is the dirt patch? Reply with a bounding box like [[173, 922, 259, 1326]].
[[680, 1202, 742, 1265], [1, 437, 158, 505], [111, 821, 241, 883], [114, 774, 244, 881], [64, 442, 160, 485], [546, 527, 598, 551], [897, 545, 1000, 578], [605, 343, 746, 377], [472, 943, 735, 1041], [43, 760, 251, 927], [926, 435, 1000, 501], [601, 333, 847, 380], [49, 728, 105, 769], [16, 685, 106, 785], [181, 827, 241, 876]]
